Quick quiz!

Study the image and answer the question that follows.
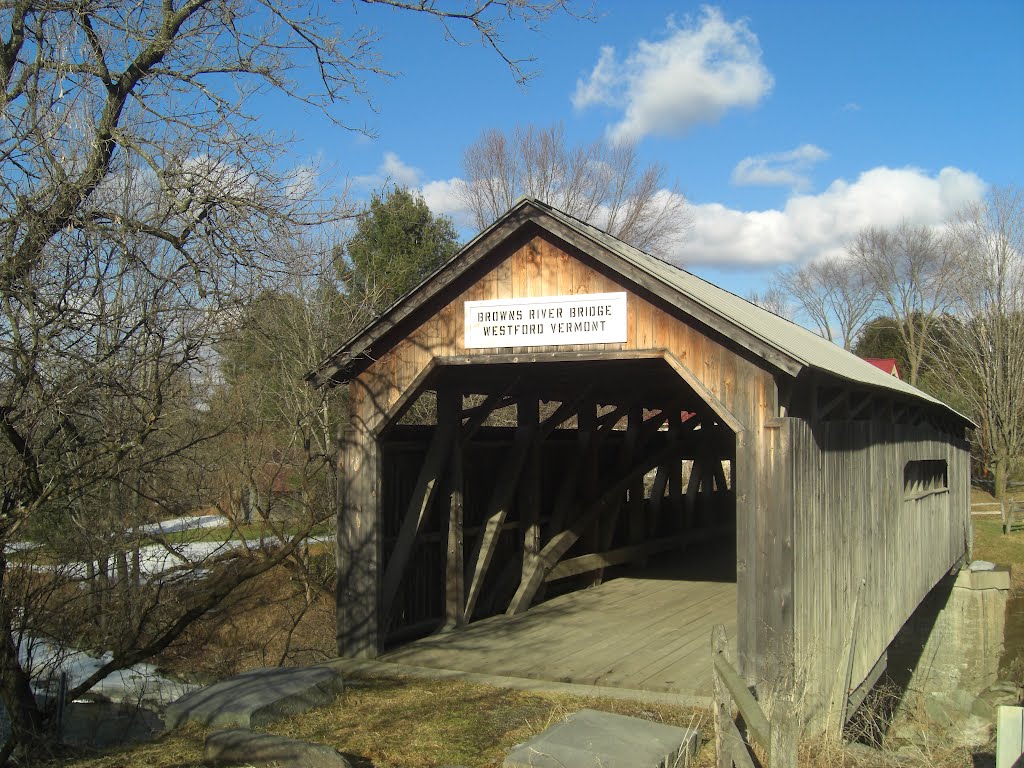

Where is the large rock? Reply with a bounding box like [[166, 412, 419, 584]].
[[204, 728, 352, 768], [503, 708, 700, 768], [165, 666, 344, 730]]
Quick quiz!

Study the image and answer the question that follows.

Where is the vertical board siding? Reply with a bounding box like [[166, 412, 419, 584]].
[[790, 418, 970, 724]]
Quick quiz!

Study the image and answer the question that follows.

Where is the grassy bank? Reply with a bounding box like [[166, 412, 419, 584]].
[[48, 679, 710, 768]]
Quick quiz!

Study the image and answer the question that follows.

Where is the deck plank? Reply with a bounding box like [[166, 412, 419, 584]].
[[382, 574, 737, 696]]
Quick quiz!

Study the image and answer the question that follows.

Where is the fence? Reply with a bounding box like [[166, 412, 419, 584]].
[[711, 624, 797, 768]]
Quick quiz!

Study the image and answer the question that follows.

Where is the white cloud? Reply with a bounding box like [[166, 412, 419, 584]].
[[573, 6, 774, 143], [351, 152, 476, 228], [353, 151, 423, 189], [731, 144, 829, 190], [677, 166, 986, 266], [421, 177, 474, 228], [841, 102, 861, 113]]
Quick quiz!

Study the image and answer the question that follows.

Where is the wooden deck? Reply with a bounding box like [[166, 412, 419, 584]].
[[382, 572, 737, 696]]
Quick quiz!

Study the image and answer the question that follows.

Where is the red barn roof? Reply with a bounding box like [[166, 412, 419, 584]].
[[864, 358, 901, 379]]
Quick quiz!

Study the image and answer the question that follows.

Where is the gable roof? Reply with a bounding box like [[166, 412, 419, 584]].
[[865, 358, 902, 379], [310, 198, 968, 424]]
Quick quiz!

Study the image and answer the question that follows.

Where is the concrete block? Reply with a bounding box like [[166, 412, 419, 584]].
[[997, 706, 1024, 768], [204, 728, 352, 768], [165, 666, 344, 730], [503, 708, 700, 768], [970, 567, 1011, 591]]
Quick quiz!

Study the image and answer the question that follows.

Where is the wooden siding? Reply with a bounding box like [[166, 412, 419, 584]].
[[789, 418, 971, 725]]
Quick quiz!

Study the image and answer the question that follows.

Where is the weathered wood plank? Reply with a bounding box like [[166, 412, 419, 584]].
[[713, 643, 771, 751], [507, 436, 688, 615], [464, 398, 540, 621], [545, 529, 727, 581], [444, 416, 465, 629], [380, 391, 458, 626]]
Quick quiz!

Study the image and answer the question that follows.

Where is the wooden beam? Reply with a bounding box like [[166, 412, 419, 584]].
[[647, 462, 669, 538], [712, 624, 757, 768], [850, 392, 873, 419], [460, 390, 515, 442], [712, 625, 772, 752], [599, 405, 643, 553], [845, 650, 887, 725], [684, 458, 703, 529], [380, 390, 459, 627], [819, 388, 848, 421], [463, 397, 540, 622], [545, 527, 728, 581], [713, 460, 729, 493], [520, 399, 542, 598], [507, 436, 687, 615], [543, 402, 595, 541], [443, 423, 465, 630], [831, 578, 866, 736]]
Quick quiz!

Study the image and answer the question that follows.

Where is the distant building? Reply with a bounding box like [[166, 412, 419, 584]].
[[864, 357, 902, 379]]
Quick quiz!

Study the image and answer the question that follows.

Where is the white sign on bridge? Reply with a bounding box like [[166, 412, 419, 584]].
[[464, 292, 628, 349]]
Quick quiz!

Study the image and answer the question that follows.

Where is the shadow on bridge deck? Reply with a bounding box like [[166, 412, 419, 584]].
[[381, 557, 737, 698]]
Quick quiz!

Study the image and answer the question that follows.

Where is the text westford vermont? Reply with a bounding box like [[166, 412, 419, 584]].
[[464, 293, 628, 349]]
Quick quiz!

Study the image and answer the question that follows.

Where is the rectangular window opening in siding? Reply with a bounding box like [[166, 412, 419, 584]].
[[903, 459, 949, 501]]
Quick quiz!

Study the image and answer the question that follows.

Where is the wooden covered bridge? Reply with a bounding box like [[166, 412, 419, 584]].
[[310, 198, 972, 729]]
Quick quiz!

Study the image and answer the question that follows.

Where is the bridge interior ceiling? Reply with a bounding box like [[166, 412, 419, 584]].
[[419, 358, 721, 419]]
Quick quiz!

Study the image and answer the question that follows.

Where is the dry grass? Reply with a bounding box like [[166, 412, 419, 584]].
[[973, 517, 1024, 592], [155, 563, 336, 681], [49, 676, 714, 768]]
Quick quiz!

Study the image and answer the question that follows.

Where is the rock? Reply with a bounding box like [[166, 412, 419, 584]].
[[988, 681, 1019, 694], [204, 728, 352, 768], [503, 708, 700, 768], [979, 685, 1022, 709], [165, 666, 344, 730]]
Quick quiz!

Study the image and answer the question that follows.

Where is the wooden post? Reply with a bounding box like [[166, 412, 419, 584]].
[[464, 397, 539, 621], [380, 389, 458, 626], [444, 400, 465, 629], [711, 623, 757, 768], [770, 698, 799, 768], [712, 624, 730, 768], [597, 405, 642, 578], [520, 403, 542, 588], [336, 406, 382, 658], [507, 434, 684, 615]]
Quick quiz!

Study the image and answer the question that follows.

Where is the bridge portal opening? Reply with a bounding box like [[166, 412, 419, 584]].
[[375, 356, 739, 649]]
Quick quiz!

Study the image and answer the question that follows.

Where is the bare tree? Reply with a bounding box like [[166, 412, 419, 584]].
[[848, 222, 957, 385], [460, 122, 689, 255], [746, 285, 796, 322], [775, 255, 877, 350], [0, 1, 583, 759], [933, 186, 1024, 532]]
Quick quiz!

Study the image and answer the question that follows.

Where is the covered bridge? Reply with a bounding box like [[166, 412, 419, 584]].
[[310, 198, 972, 728]]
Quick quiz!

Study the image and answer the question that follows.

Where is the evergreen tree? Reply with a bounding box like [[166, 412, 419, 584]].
[[344, 188, 461, 314]]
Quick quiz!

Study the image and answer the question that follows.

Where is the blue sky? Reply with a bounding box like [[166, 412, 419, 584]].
[[262, 1, 1023, 299]]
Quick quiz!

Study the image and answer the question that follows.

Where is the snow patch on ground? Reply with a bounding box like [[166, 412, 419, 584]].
[[21, 638, 196, 706], [139, 513, 228, 535]]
